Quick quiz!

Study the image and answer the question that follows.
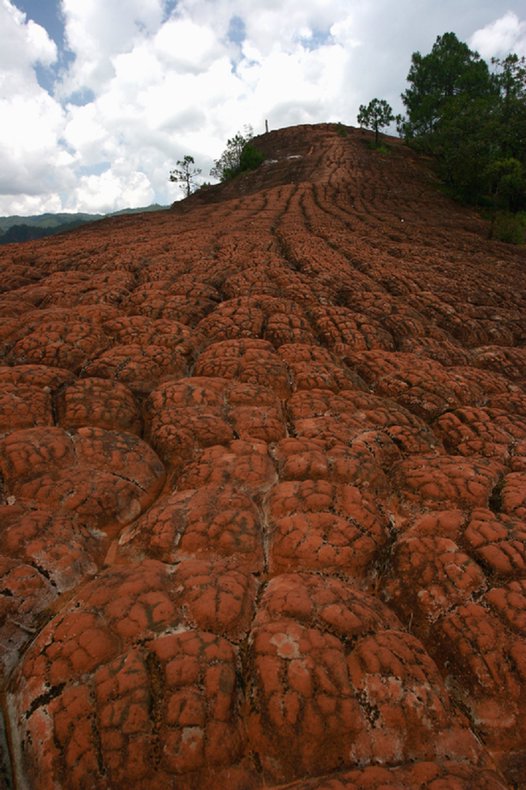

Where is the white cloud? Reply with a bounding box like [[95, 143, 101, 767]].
[[178, 0, 352, 53], [57, 1, 353, 185], [236, 41, 349, 127], [66, 166, 155, 213], [58, 0, 165, 96], [0, 191, 64, 217], [330, 15, 362, 49], [0, 1, 72, 212], [153, 17, 222, 72], [0, 0, 57, 74], [470, 11, 526, 58], [63, 103, 109, 164]]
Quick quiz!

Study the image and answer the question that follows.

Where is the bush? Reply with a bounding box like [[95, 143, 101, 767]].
[[363, 140, 390, 154], [210, 127, 264, 182], [239, 143, 265, 172], [491, 211, 526, 244]]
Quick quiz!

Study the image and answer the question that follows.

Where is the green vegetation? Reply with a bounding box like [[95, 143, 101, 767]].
[[169, 155, 202, 197], [210, 127, 265, 182], [0, 219, 87, 244], [334, 122, 348, 137], [396, 33, 526, 240], [357, 99, 395, 145], [366, 141, 390, 155], [0, 212, 98, 233], [491, 211, 526, 244], [239, 142, 265, 173]]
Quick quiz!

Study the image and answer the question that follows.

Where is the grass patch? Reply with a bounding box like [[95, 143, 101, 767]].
[[365, 140, 391, 154]]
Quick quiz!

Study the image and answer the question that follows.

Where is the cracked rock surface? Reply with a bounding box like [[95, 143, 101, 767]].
[[0, 124, 525, 789]]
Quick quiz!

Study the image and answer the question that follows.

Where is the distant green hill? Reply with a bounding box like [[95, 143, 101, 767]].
[[0, 212, 100, 233], [0, 204, 167, 245]]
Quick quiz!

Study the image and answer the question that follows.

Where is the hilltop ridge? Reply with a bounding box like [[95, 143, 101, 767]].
[[0, 123, 525, 789]]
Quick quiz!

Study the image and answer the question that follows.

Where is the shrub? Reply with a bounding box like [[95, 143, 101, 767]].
[[210, 127, 264, 182], [365, 141, 390, 154], [491, 211, 526, 244], [239, 143, 265, 172]]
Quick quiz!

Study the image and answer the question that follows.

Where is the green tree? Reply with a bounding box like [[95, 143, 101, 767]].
[[210, 126, 264, 182], [486, 157, 525, 212], [357, 99, 395, 145], [492, 54, 526, 163], [401, 32, 494, 145], [399, 32, 522, 206], [169, 155, 201, 198], [239, 142, 265, 172], [210, 132, 248, 181], [431, 93, 499, 201], [494, 54, 526, 96], [397, 31, 526, 234]]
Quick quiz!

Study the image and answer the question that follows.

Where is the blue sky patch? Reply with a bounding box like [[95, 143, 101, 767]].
[[163, 0, 179, 22], [66, 87, 97, 107], [16, 0, 64, 47], [228, 15, 246, 46], [15, 0, 75, 94], [78, 162, 112, 177], [299, 27, 332, 50]]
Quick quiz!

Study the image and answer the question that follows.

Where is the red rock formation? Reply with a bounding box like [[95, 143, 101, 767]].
[[0, 123, 524, 788]]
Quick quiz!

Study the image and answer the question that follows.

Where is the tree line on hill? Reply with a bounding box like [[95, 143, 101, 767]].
[[358, 32, 526, 242]]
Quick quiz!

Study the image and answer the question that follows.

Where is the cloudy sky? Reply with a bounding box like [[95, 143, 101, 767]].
[[1, 0, 525, 216]]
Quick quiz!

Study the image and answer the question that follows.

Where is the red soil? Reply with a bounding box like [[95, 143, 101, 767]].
[[0, 123, 525, 789]]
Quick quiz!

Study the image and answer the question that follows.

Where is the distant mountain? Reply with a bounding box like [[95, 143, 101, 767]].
[[0, 212, 100, 233], [0, 204, 167, 245], [0, 218, 94, 244]]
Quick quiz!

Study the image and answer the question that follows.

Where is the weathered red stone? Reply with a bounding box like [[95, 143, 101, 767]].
[[0, 426, 165, 534], [194, 338, 291, 397], [56, 377, 141, 433], [0, 123, 524, 788], [119, 484, 264, 571]]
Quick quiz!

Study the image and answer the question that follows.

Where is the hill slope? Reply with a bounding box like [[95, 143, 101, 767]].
[[0, 123, 525, 789]]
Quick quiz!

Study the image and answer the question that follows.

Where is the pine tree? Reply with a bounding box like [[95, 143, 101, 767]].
[[169, 155, 201, 198], [357, 99, 394, 145]]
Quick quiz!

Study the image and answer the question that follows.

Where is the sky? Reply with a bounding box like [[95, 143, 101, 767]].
[[1, 1, 526, 216]]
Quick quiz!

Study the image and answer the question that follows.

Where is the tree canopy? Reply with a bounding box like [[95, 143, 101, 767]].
[[210, 132, 248, 182], [169, 155, 201, 198], [398, 32, 526, 214], [401, 33, 494, 141], [210, 127, 265, 182], [357, 99, 394, 145]]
